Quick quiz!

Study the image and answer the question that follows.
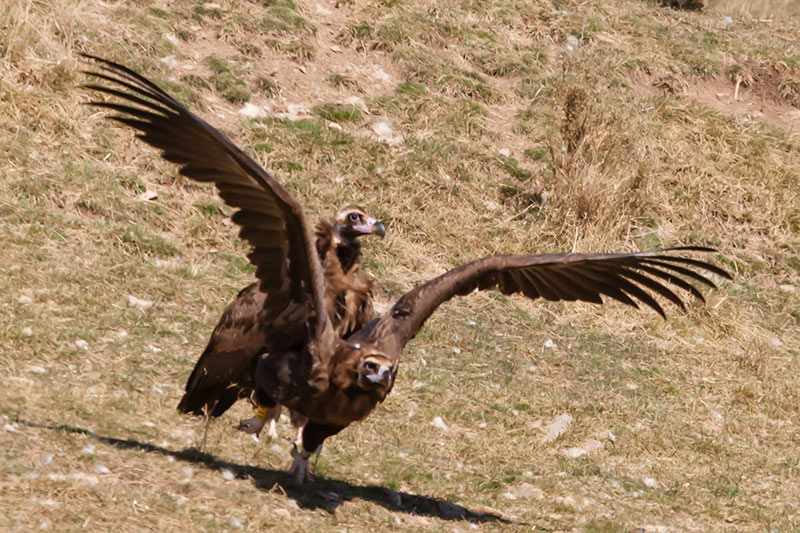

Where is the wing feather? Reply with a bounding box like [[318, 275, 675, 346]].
[[82, 54, 335, 384], [372, 248, 729, 350]]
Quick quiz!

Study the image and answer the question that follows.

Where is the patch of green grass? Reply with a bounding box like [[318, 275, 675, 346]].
[[312, 103, 364, 122]]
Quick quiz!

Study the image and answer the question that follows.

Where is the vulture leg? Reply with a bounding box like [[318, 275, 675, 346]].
[[238, 390, 278, 436], [288, 422, 345, 485], [265, 405, 282, 439]]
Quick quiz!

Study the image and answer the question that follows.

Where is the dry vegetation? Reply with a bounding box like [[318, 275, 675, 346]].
[[1, 0, 799, 530]]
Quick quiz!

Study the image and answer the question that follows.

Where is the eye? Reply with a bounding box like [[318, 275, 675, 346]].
[[364, 361, 377, 372], [348, 212, 360, 222]]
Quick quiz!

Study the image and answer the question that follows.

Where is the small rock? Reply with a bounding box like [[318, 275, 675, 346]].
[[543, 339, 557, 349], [721, 15, 733, 25], [452, 347, 461, 354], [328, 121, 343, 131], [770, 337, 782, 347], [330, 45, 342, 53], [499, 148, 511, 157], [160, 56, 179, 69], [75, 339, 89, 351], [82, 444, 95, 455], [95, 464, 111, 474], [465, 320, 477, 326], [526, 364, 537, 373], [371, 117, 403, 145], [544, 413, 573, 442], [431, 416, 449, 432], [711, 410, 724, 422], [371, 67, 391, 82], [10, 265, 21, 272], [510, 482, 544, 500], [127, 295, 154, 310], [607, 431, 617, 443], [28, 365, 46, 374], [779, 284, 796, 293], [238, 103, 269, 118], [643, 477, 659, 489], [565, 35, 580, 51], [502, 491, 517, 500], [17, 295, 32, 304], [695, 337, 704, 345], [228, 517, 242, 529], [175, 495, 188, 505], [164, 33, 180, 46], [22, 327, 33, 337]]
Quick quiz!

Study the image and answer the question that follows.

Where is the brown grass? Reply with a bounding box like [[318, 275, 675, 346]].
[[1, 0, 799, 531]]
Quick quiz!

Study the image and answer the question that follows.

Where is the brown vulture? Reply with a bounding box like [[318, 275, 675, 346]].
[[83, 55, 731, 485], [177, 203, 385, 444]]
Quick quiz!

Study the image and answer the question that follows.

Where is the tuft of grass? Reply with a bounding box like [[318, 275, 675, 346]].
[[312, 103, 364, 122]]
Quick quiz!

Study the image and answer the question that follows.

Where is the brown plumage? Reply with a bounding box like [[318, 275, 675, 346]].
[[84, 55, 731, 485], [176, 204, 384, 422]]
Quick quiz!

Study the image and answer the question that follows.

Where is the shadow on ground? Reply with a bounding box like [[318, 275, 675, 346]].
[[18, 419, 516, 525]]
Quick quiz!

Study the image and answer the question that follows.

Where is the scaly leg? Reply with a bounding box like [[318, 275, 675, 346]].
[[238, 404, 270, 436]]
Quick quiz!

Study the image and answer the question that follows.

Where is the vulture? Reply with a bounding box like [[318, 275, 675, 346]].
[[83, 55, 731, 485], [176, 203, 385, 444]]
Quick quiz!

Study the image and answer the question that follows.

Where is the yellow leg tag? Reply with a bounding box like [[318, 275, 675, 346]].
[[256, 405, 268, 421]]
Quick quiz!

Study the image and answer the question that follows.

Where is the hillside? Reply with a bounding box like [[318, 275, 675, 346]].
[[1, 0, 799, 530]]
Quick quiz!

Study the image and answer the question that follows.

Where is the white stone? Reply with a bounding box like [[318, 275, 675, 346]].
[[544, 413, 573, 442], [127, 295, 154, 310], [22, 327, 33, 337], [643, 477, 659, 488], [160, 56, 179, 69], [28, 365, 45, 374], [452, 347, 461, 354], [82, 444, 95, 455], [164, 33, 180, 46], [17, 295, 32, 304], [95, 464, 111, 474], [229, 517, 242, 529], [75, 339, 89, 351], [779, 284, 796, 293], [431, 416, 449, 432], [499, 148, 511, 157], [238, 103, 269, 118], [543, 339, 557, 349]]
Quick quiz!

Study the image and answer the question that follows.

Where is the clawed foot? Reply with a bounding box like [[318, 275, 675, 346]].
[[288, 445, 313, 485], [238, 416, 265, 436]]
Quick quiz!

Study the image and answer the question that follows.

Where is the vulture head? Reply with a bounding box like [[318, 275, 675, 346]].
[[331, 340, 396, 397], [333, 204, 386, 243]]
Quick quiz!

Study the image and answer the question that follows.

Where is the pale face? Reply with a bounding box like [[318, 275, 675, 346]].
[[334, 204, 386, 242], [355, 351, 395, 391]]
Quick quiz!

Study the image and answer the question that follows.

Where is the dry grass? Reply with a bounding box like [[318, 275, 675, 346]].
[[1, 0, 799, 531]]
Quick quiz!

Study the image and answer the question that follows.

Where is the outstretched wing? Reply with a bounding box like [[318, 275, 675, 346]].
[[81, 54, 331, 352], [372, 246, 730, 350]]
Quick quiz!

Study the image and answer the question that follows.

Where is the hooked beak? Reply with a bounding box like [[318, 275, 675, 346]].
[[366, 365, 392, 386], [352, 217, 386, 239]]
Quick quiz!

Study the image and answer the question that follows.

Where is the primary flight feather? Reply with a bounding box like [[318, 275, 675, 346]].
[[83, 55, 730, 485]]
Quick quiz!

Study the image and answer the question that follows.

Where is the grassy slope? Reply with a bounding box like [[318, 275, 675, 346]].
[[1, 0, 799, 530]]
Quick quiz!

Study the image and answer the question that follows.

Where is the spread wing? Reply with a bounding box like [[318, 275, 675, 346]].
[[82, 54, 332, 359], [371, 246, 730, 351], [178, 283, 277, 416]]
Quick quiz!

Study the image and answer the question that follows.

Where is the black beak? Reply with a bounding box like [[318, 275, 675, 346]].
[[372, 221, 386, 239]]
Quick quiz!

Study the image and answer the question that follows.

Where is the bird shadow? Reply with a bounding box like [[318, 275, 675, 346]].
[[18, 419, 516, 525]]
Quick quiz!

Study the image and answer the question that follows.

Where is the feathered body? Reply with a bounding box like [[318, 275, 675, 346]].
[[177, 207, 383, 419]]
